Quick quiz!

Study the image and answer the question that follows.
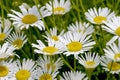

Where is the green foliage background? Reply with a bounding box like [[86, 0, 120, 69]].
[[1, 0, 120, 80]]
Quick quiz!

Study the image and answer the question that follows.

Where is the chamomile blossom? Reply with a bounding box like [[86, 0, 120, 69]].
[[59, 31, 95, 59], [6, 32, 27, 49], [32, 39, 64, 55], [8, 4, 51, 30], [101, 56, 120, 74], [61, 71, 87, 80], [13, 59, 37, 80], [104, 39, 120, 62], [0, 59, 17, 80], [78, 52, 100, 69], [46, 0, 71, 15], [0, 18, 12, 41], [37, 55, 63, 73], [68, 21, 94, 35], [85, 7, 115, 24], [0, 42, 16, 60], [103, 16, 120, 45], [33, 67, 58, 80], [43, 27, 65, 42]]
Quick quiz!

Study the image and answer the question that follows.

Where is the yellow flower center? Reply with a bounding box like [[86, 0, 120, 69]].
[[0, 58, 6, 61], [54, 7, 65, 13], [67, 41, 82, 52], [39, 73, 52, 80], [42, 46, 58, 55], [115, 27, 120, 36], [114, 53, 120, 60], [94, 16, 106, 24], [15, 70, 30, 80], [107, 62, 120, 71], [77, 29, 82, 32], [12, 39, 23, 49], [47, 63, 56, 72], [86, 61, 96, 67], [0, 33, 6, 41], [0, 65, 9, 77], [52, 35, 59, 41], [22, 14, 38, 24]]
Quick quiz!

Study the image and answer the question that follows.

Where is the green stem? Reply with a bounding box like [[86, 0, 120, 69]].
[[99, 25, 105, 55], [94, 25, 105, 55], [115, 0, 120, 11], [0, 0, 5, 28], [74, 58, 76, 71], [76, 0, 81, 21], [119, 73, 120, 80], [51, 0, 57, 27], [106, 61, 113, 80], [0, 0, 9, 13], [71, 0, 81, 21], [29, 27, 35, 60], [20, 49, 29, 58], [88, 75, 91, 80], [100, 25, 105, 45], [59, 15, 65, 30], [86, 68, 94, 80], [79, 0, 85, 13], [60, 54, 74, 71]]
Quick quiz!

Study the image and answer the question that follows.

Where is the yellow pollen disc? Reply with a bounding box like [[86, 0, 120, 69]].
[[86, 61, 95, 67], [52, 35, 59, 41], [42, 46, 58, 55], [47, 63, 56, 72], [107, 62, 120, 71], [15, 70, 30, 80], [77, 29, 82, 32], [54, 7, 65, 13], [67, 41, 82, 52], [39, 73, 52, 80], [115, 27, 120, 36], [0, 65, 9, 77], [22, 14, 38, 24], [0, 58, 7, 61], [0, 33, 6, 41], [12, 39, 23, 49], [114, 53, 120, 60], [93, 16, 106, 24]]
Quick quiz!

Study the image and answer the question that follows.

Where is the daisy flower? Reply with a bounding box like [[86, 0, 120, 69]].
[[78, 52, 100, 69], [0, 42, 16, 61], [37, 55, 63, 72], [0, 18, 12, 41], [0, 59, 18, 80], [8, 4, 51, 30], [46, 0, 71, 15], [103, 16, 120, 45], [104, 39, 120, 62], [85, 7, 115, 24], [33, 67, 58, 80], [59, 31, 95, 58], [32, 39, 64, 55], [61, 71, 87, 80], [101, 56, 120, 74], [68, 21, 94, 35], [13, 59, 37, 80], [43, 27, 65, 42], [6, 31, 28, 49]]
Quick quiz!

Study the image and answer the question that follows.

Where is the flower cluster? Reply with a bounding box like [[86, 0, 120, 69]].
[[1, 0, 120, 80]]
